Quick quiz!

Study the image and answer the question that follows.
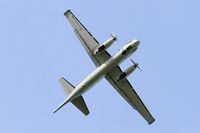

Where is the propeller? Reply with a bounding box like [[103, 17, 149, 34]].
[[130, 59, 142, 71], [110, 33, 117, 41]]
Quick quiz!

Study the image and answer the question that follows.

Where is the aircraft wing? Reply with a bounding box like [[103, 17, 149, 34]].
[[105, 66, 155, 124], [64, 10, 111, 66]]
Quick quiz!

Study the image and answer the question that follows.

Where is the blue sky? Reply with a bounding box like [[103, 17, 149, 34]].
[[1, 0, 200, 132]]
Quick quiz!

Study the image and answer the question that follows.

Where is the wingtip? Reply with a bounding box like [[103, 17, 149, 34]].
[[64, 9, 71, 16], [58, 77, 65, 82], [148, 118, 155, 125], [83, 110, 90, 116]]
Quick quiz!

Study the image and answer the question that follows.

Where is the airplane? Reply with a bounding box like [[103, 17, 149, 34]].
[[54, 9, 155, 124]]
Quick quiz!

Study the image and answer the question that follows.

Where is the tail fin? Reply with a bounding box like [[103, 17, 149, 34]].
[[71, 95, 89, 115], [59, 77, 74, 95], [54, 77, 89, 115]]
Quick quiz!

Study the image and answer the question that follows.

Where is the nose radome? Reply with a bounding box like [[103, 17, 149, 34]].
[[132, 39, 140, 46]]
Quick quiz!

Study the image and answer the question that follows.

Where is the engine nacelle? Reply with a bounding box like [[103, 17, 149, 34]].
[[116, 64, 137, 81], [94, 33, 117, 55]]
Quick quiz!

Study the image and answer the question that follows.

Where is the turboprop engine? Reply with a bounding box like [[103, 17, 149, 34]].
[[116, 59, 142, 81], [94, 33, 117, 55]]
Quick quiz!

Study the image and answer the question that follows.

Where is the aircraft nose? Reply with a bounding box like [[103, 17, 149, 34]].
[[132, 39, 140, 47]]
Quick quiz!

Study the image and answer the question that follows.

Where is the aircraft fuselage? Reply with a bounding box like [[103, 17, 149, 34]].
[[67, 40, 140, 102]]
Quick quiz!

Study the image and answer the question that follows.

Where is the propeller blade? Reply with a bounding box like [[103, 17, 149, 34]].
[[130, 59, 136, 65], [110, 33, 117, 41], [137, 66, 142, 71], [130, 59, 142, 71]]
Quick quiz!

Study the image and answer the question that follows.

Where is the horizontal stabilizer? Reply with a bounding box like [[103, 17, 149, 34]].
[[54, 77, 89, 115], [71, 96, 89, 116], [59, 77, 74, 95]]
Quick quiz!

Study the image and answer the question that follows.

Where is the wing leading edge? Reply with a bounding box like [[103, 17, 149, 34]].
[[64, 10, 111, 67], [105, 66, 155, 124]]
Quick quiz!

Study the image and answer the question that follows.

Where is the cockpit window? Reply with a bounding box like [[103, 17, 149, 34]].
[[122, 50, 127, 55], [122, 45, 133, 55], [127, 45, 133, 50]]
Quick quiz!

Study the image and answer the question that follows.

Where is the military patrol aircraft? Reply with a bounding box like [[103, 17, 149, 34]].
[[54, 10, 155, 124]]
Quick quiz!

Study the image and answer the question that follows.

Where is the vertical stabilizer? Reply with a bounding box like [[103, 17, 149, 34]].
[[54, 77, 90, 115], [59, 77, 74, 95]]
